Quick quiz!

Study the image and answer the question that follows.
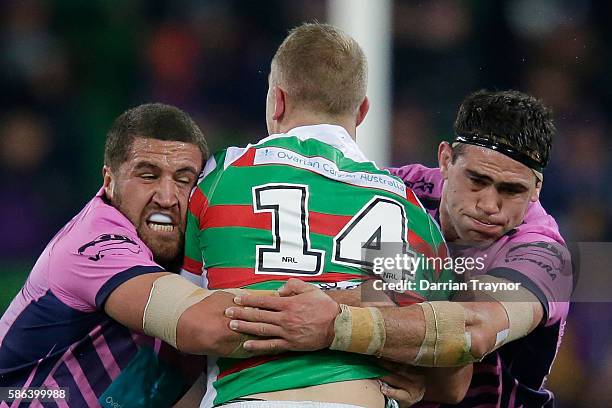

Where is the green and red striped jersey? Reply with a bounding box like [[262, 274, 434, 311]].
[[181, 124, 455, 406]]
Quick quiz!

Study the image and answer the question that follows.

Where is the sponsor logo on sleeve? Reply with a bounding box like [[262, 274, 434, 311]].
[[504, 242, 565, 280], [78, 234, 142, 261], [405, 177, 435, 194]]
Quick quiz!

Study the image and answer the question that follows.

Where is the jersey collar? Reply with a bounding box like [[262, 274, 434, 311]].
[[265, 124, 371, 163]]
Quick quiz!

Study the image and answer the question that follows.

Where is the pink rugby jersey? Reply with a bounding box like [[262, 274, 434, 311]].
[[0, 188, 188, 408], [389, 164, 573, 408]]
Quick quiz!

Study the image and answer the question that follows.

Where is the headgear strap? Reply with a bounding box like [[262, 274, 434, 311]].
[[453, 133, 545, 181]]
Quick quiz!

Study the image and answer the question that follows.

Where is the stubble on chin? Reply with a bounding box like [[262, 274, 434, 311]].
[[140, 227, 184, 260], [158, 232, 185, 272]]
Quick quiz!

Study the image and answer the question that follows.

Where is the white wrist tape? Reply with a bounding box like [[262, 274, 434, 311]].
[[476, 275, 538, 349]]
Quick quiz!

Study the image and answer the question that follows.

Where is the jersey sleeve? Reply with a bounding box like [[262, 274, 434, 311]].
[[421, 213, 457, 301], [182, 186, 207, 279], [387, 164, 422, 184], [387, 164, 440, 195], [486, 233, 573, 326], [181, 150, 228, 284], [49, 222, 164, 312], [388, 192, 456, 305], [387, 165, 444, 216], [181, 198, 205, 285]]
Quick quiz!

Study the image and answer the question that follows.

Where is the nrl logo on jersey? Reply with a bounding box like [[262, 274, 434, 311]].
[[78, 234, 142, 261]]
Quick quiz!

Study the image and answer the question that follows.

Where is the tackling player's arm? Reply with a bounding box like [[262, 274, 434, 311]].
[[226, 280, 482, 404], [226, 277, 543, 366], [102, 150, 253, 356], [370, 279, 543, 365], [368, 238, 567, 366], [104, 271, 276, 357]]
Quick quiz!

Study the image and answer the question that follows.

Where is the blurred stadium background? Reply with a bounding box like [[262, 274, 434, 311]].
[[1, 1, 610, 406]]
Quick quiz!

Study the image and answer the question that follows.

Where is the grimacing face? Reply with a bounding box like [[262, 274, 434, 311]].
[[103, 137, 203, 264], [438, 143, 541, 246]]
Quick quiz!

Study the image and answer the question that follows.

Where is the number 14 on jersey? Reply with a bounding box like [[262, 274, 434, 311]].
[[253, 183, 409, 276]]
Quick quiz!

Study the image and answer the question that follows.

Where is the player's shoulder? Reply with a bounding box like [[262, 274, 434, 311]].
[[517, 200, 565, 245], [194, 146, 248, 190], [199, 135, 279, 179], [497, 231, 569, 269], [488, 228, 573, 323], [90, 197, 140, 237], [388, 163, 441, 182], [44, 195, 156, 311], [487, 211, 572, 295], [52, 195, 147, 263], [388, 164, 443, 200], [491, 206, 568, 272]]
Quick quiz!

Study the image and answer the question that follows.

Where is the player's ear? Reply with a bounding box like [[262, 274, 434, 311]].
[[438, 142, 453, 179], [103, 165, 115, 200], [272, 86, 286, 121], [356, 96, 369, 127]]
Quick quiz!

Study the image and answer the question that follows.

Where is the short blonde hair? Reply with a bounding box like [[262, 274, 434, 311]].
[[271, 23, 367, 116]]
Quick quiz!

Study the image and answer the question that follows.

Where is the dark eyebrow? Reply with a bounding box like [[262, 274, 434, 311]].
[[498, 181, 530, 193], [133, 162, 198, 177], [133, 161, 160, 172], [466, 169, 529, 192], [175, 167, 199, 176], [465, 169, 493, 183]]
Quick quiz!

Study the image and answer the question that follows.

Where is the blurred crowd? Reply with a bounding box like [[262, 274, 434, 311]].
[[1, 0, 610, 406]]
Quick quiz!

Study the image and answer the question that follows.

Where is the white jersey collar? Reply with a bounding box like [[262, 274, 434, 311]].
[[262, 124, 370, 163]]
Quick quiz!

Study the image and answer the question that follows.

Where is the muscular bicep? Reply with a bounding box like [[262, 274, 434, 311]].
[[456, 280, 544, 331]]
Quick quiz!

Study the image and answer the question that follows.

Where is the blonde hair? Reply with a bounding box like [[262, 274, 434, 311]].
[[271, 23, 367, 117]]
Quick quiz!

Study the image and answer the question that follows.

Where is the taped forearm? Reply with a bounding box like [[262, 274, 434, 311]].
[[329, 305, 386, 355], [329, 277, 539, 366], [142, 274, 274, 356], [411, 284, 538, 366], [328, 302, 473, 366], [329, 304, 423, 360], [472, 275, 540, 351]]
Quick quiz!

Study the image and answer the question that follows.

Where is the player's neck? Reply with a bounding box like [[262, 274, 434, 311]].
[[276, 111, 357, 141]]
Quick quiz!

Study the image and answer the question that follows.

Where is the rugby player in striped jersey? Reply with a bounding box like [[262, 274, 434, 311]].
[[181, 23, 470, 408], [232, 91, 573, 408]]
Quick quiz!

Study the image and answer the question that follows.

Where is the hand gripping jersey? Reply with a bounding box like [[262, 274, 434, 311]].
[[390, 164, 573, 408], [182, 125, 456, 407]]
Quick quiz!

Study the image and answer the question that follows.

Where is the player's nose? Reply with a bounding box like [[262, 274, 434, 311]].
[[476, 186, 500, 215], [153, 178, 179, 208]]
